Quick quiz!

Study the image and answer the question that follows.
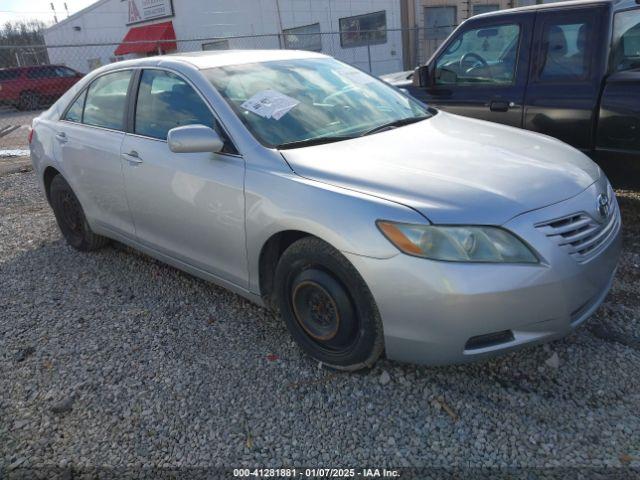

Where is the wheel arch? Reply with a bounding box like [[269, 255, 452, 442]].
[[43, 165, 62, 203]]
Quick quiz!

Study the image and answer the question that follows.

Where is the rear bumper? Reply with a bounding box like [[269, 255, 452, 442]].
[[345, 181, 622, 366]]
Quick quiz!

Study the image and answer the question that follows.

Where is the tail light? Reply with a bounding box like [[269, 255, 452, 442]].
[[28, 127, 34, 144]]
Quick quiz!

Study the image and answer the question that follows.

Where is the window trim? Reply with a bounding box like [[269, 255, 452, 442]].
[[433, 19, 524, 88], [339, 10, 387, 48], [127, 67, 241, 157], [282, 22, 322, 51]]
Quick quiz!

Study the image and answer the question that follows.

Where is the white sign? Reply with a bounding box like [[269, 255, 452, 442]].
[[127, 0, 174, 25], [240, 90, 299, 121]]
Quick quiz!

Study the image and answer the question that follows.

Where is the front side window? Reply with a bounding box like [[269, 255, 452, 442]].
[[538, 20, 592, 81], [204, 58, 430, 148], [339, 11, 387, 48], [435, 23, 520, 85], [135, 69, 216, 140], [55, 66, 77, 78], [64, 90, 86, 123], [83, 70, 132, 130], [283, 23, 322, 52], [612, 9, 640, 72]]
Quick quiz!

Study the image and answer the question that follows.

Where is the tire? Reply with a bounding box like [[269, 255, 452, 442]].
[[274, 237, 384, 371], [49, 175, 109, 251], [17, 91, 40, 111]]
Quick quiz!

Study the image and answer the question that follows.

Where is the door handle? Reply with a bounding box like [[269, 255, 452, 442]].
[[122, 150, 143, 164], [490, 101, 515, 112], [55, 132, 68, 143]]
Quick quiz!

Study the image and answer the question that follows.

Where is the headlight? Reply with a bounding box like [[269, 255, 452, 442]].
[[377, 221, 538, 263]]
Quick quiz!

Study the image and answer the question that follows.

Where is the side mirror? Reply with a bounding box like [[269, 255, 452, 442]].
[[413, 65, 433, 88], [168, 125, 224, 154]]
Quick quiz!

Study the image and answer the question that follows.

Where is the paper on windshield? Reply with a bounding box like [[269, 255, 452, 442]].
[[240, 90, 299, 120]]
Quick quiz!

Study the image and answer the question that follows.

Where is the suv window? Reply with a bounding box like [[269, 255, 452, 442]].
[[134, 69, 216, 141], [64, 90, 86, 123], [83, 70, 132, 130], [27, 67, 56, 79], [435, 23, 520, 85], [538, 19, 592, 81], [612, 9, 640, 72], [0, 69, 20, 81], [55, 66, 78, 78]]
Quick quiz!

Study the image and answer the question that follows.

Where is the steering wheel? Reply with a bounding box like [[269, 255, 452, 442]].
[[459, 52, 489, 73]]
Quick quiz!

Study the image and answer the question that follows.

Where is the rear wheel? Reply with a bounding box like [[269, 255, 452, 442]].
[[18, 91, 40, 111], [49, 175, 109, 251], [274, 237, 384, 371]]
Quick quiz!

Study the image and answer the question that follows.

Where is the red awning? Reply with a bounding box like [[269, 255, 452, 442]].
[[114, 21, 177, 56]]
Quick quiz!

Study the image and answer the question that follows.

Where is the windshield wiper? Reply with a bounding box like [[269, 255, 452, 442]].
[[360, 116, 429, 137], [276, 135, 357, 150]]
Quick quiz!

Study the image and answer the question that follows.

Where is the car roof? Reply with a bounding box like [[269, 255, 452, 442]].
[[102, 49, 328, 73], [472, 0, 636, 18]]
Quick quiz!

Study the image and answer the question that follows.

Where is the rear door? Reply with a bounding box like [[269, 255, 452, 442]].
[[120, 68, 247, 287], [56, 69, 136, 237], [421, 12, 534, 128], [524, 6, 608, 150]]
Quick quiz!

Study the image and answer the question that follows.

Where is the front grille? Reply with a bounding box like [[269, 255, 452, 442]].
[[535, 190, 620, 263]]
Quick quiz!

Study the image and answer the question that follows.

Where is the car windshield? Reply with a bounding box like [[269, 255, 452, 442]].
[[204, 58, 431, 148]]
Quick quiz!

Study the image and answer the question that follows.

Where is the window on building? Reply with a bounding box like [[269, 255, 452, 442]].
[[538, 19, 592, 81], [435, 23, 521, 85], [83, 70, 132, 130], [424, 7, 457, 40], [283, 23, 322, 51], [472, 4, 500, 16], [63, 90, 86, 123], [611, 9, 640, 72], [202, 39, 230, 51], [339, 11, 387, 48], [134, 69, 215, 140]]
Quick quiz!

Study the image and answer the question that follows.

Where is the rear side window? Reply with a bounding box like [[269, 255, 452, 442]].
[[612, 9, 640, 72], [537, 18, 594, 81], [64, 90, 86, 123], [83, 70, 132, 130], [0, 70, 20, 81], [27, 67, 56, 79], [134, 69, 215, 140]]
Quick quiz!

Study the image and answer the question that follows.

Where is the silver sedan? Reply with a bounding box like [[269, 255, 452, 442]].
[[29, 50, 621, 370]]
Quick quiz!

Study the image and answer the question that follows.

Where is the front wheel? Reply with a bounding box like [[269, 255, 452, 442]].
[[49, 175, 109, 251], [274, 237, 384, 371]]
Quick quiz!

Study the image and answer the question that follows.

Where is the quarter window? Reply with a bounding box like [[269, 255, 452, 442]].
[[339, 11, 387, 48], [612, 9, 640, 72], [64, 90, 86, 123], [83, 70, 132, 130], [283, 23, 322, 52], [134, 69, 215, 141], [435, 23, 520, 85], [538, 20, 592, 81]]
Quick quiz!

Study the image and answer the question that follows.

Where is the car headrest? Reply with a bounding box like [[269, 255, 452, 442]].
[[546, 25, 568, 56]]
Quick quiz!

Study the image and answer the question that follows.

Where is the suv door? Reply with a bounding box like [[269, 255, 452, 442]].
[[419, 13, 534, 128], [120, 68, 247, 287], [57, 69, 136, 237], [524, 6, 608, 150]]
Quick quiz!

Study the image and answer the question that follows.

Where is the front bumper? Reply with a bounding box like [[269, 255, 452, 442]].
[[345, 180, 622, 366]]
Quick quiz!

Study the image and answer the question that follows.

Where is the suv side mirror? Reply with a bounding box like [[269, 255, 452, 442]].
[[168, 125, 224, 153], [413, 64, 434, 88]]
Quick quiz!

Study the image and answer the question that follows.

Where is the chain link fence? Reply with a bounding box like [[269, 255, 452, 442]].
[[0, 27, 456, 151]]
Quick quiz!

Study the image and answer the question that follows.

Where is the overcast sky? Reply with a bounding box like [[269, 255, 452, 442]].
[[0, 0, 97, 26]]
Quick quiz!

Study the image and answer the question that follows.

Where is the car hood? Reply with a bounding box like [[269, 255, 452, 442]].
[[280, 112, 601, 225]]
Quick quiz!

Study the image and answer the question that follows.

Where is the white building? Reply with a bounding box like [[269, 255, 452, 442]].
[[44, 0, 406, 75]]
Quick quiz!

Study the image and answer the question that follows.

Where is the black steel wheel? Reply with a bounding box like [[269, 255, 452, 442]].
[[274, 237, 384, 370], [49, 175, 109, 251], [18, 91, 40, 111]]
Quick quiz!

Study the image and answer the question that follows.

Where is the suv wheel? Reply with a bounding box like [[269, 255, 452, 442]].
[[274, 237, 384, 371], [49, 175, 109, 251]]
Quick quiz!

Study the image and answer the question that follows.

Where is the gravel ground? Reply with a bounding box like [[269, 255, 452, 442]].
[[0, 107, 41, 151], [1, 170, 639, 473]]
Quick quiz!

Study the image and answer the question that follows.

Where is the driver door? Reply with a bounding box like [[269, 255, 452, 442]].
[[421, 13, 534, 128]]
